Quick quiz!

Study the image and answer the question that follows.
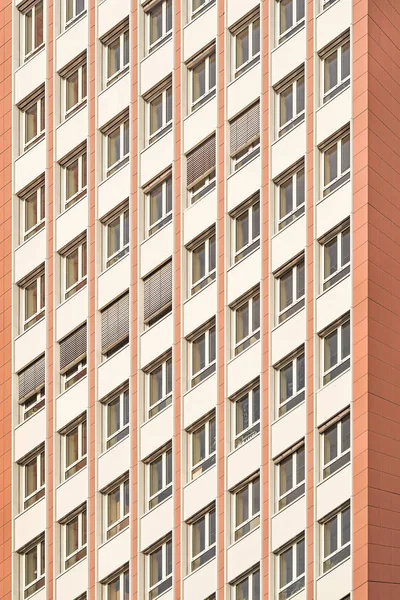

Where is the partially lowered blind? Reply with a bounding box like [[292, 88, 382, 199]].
[[144, 261, 172, 323], [60, 324, 87, 372], [19, 355, 45, 403], [187, 136, 216, 188], [230, 103, 260, 156], [101, 293, 129, 354]]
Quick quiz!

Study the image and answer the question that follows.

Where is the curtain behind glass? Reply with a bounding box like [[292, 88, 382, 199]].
[[280, 177, 293, 219], [280, 0, 293, 35], [280, 270, 293, 311], [150, 94, 163, 135], [324, 145, 337, 186], [150, 457, 162, 496], [279, 455, 293, 496], [192, 333, 205, 374], [25, 545, 37, 585], [324, 237, 338, 278]]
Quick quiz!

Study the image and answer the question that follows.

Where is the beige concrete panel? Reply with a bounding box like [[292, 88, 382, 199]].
[[183, 557, 217, 600], [140, 131, 173, 186], [271, 122, 306, 180], [98, 256, 130, 311], [227, 433, 260, 491], [56, 16, 89, 72], [226, 155, 261, 214], [56, 195, 88, 252], [227, 341, 261, 398], [14, 498, 46, 552], [227, 62, 261, 121], [183, 3, 217, 62], [14, 318, 46, 373], [98, 0, 130, 40], [226, 527, 261, 583], [316, 369, 351, 427], [227, 248, 261, 306], [316, 181, 351, 239], [56, 377, 88, 432], [271, 495, 306, 552], [98, 528, 130, 581], [140, 497, 173, 551], [140, 223, 173, 278], [316, 464, 351, 521], [98, 437, 130, 491], [98, 345, 130, 400], [14, 48, 46, 105], [140, 314, 173, 369], [56, 467, 88, 521], [140, 38, 173, 96], [183, 188, 217, 246], [140, 405, 173, 460], [183, 97, 217, 154], [98, 163, 130, 220], [56, 287, 88, 342], [15, 228, 46, 283], [14, 407, 46, 463], [227, 0, 260, 28], [316, 556, 351, 600], [14, 138, 46, 194], [183, 466, 217, 521], [183, 281, 217, 338], [316, 87, 351, 146], [55, 557, 88, 600], [271, 215, 306, 273], [183, 373, 217, 430], [98, 73, 130, 130], [316, 275, 351, 333], [271, 401, 306, 460], [271, 309, 306, 366], [56, 106, 88, 162], [316, 0, 351, 52], [271, 27, 306, 87]]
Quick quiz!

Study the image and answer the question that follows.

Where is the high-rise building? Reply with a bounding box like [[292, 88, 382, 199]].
[[1, 0, 399, 599]]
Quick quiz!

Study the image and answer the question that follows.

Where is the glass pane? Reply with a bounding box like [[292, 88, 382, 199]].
[[82, 153, 87, 189], [66, 516, 79, 555], [236, 302, 249, 343], [124, 481, 129, 515], [209, 235, 216, 273], [166, 449, 172, 485], [297, 0, 305, 20], [325, 51, 338, 93], [77, 0, 85, 16], [280, 546, 293, 587], [209, 418, 216, 454], [192, 333, 206, 374], [252, 294, 260, 331], [123, 392, 129, 426], [66, 428, 78, 467], [324, 329, 338, 371], [236, 27, 249, 69], [252, 386, 260, 423], [192, 425, 205, 465], [252, 201, 260, 239], [107, 37, 121, 79], [35, 1, 43, 48], [341, 41, 350, 80], [236, 486, 249, 526], [192, 516, 206, 556], [341, 134, 350, 173], [324, 237, 338, 279], [324, 516, 338, 557], [149, 4, 162, 45], [324, 145, 338, 186], [236, 210, 249, 252], [150, 547, 162, 586], [25, 545, 38, 585], [209, 327, 216, 363], [25, 102, 38, 144], [25, 191, 38, 231], [124, 570, 129, 599], [108, 578, 120, 600], [192, 60, 206, 102], [150, 94, 163, 136], [166, 178, 172, 213], [66, 160, 78, 199], [108, 128, 121, 168], [209, 53, 216, 90], [123, 31, 129, 67], [25, 457, 38, 496], [236, 578, 249, 600], [297, 447, 305, 484], [296, 76, 305, 114], [341, 321, 350, 359], [252, 478, 260, 514], [341, 229, 350, 266], [192, 242, 206, 284], [25, 279, 38, 320], [25, 9, 33, 55], [252, 570, 260, 600], [166, 87, 172, 123], [66, 248, 79, 289], [82, 64, 87, 99], [297, 353, 305, 391], [280, 362, 293, 403], [252, 19, 260, 56], [66, 0, 73, 22], [296, 261, 305, 299], [342, 507, 351, 545], [280, 177, 293, 219], [107, 397, 121, 437], [66, 70, 79, 111], [166, 0, 172, 32], [209, 510, 216, 545], [280, 455, 293, 496], [150, 364, 163, 406], [123, 121, 129, 155], [280, 269, 293, 311], [236, 394, 249, 435], [108, 486, 120, 527], [107, 218, 121, 258], [166, 540, 172, 574], [150, 456, 163, 496], [280, 85, 293, 127], [341, 414, 350, 452], [280, 0, 293, 35], [81, 421, 87, 455], [296, 169, 305, 207], [166, 358, 172, 394], [297, 538, 305, 576], [149, 184, 163, 226]]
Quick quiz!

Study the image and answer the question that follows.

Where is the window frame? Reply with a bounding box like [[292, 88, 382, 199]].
[[22, 447, 45, 510], [322, 37, 350, 103], [105, 28, 129, 86], [190, 507, 216, 571], [276, 257, 305, 324], [321, 317, 350, 385], [277, 536, 305, 600], [20, 180, 45, 242], [147, 85, 173, 145], [147, 354, 173, 420], [233, 383, 260, 449], [233, 567, 260, 600], [106, 568, 130, 600], [148, 447, 173, 510], [278, 0, 305, 44], [321, 223, 350, 291], [22, 0, 44, 62], [233, 476, 260, 542], [64, 357, 87, 391], [63, 507, 87, 570], [233, 291, 260, 356], [105, 207, 129, 269], [233, 138, 261, 172], [277, 350, 305, 417], [63, 418, 87, 480], [21, 270, 45, 331], [105, 478, 129, 540], [190, 414, 216, 479], [190, 232, 216, 295], [191, 0, 215, 20], [104, 388, 129, 449], [233, 199, 260, 263], [23, 387, 45, 421], [105, 118, 129, 177], [63, 61, 87, 119], [63, 238, 87, 300], [22, 93, 45, 151], [189, 169, 216, 205], [66, 0, 86, 28], [23, 538, 45, 598], [322, 130, 351, 197], [148, 538, 173, 600], [147, 0, 173, 54], [277, 72, 305, 138], [146, 175, 173, 237], [233, 15, 261, 79], [190, 51, 216, 112], [276, 444, 305, 511], [63, 150, 87, 210], [321, 412, 351, 479], [276, 164, 305, 232], [190, 323, 216, 387], [322, 504, 351, 573]]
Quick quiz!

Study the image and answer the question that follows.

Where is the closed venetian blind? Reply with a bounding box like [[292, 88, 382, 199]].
[[144, 261, 172, 323], [230, 103, 260, 156], [187, 136, 216, 188], [101, 293, 129, 354], [18, 355, 45, 403], [60, 324, 87, 372]]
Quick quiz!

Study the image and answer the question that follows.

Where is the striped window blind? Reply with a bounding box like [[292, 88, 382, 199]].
[[60, 324, 87, 372], [144, 260, 172, 323], [187, 136, 216, 188], [101, 293, 129, 354], [18, 355, 45, 403], [230, 103, 260, 156]]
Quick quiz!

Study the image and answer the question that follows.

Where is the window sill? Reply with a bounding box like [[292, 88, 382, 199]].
[[65, 10, 87, 31], [317, 458, 351, 487], [98, 430, 130, 460], [62, 100, 87, 125], [105, 156, 130, 179], [317, 271, 350, 300], [226, 150, 260, 181], [15, 405, 45, 429], [277, 21, 305, 47], [22, 43, 45, 66], [272, 305, 305, 334], [233, 55, 261, 82], [184, 461, 216, 490], [141, 308, 172, 336], [100, 340, 129, 365], [320, 78, 350, 109], [186, 0, 216, 24], [228, 243, 260, 272], [144, 217, 173, 244], [275, 490, 305, 517], [98, 524, 130, 551], [105, 65, 130, 89], [272, 211, 305, 239], [318, 176, 351, 204], [227, 337, 260, 366], [15, 316, 45, 341], [58, 554, 87, 578], [57, 463, 87, 490], [185, 368, 216, 395], [101, 249, 130, 275], [57, 284, 87, 310], [316, 555, 350, 582], [56, 374, 88, 400], [227, 524, 260, 551], [142, 401, 172, 426], [144, 125, 173, 152], [227, 55, 260, 88], [17, 493, 45, 518], [319, 0, 341, 15], [17, 225, 46, 251], [228, 430, 260, 459], [143, 493, 172, 518], [273, 117, 304, 146], [190, 89, 216, 114], [184, 276, 216, 304], [19, 134, 45, 158], [146, 32, 173, 57], [319, 365, 350, 392], [272, 396, 305, 425]]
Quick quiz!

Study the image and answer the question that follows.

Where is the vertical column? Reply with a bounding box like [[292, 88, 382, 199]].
[[45, 0, 55, 596], [173, 1, 182, 598], [0, 2, 13, 597], [305, 0, 315, 598]]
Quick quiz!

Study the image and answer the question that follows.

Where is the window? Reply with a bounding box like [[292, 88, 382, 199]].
[[190, 323, 216, 387], [234, 14, 260, 77], [234, 567, 260, 600], [105, 388, 129, 449], [233, 383, 260, 448], [20, 268, 45, 331], [190, 507, 216, 571], [22, 538, 45, 598], [233, 290, 260, 356], [277, 71, 305, 137], [276, 163, 305, 231], [191, 0, 215, 19], [230, 103, 260, 171], [66, 0, 86, 26], [322, 129, 350, 196], [105, 27, 129, 85], [322, 223, 350, 291], [64, 358, 87, 389], [191, 414, 216, 479], [322, 0, 337, 8], [23, 0, 43, 60], [322, 413, 350, 479], [278, 0, 305, 43], [276, 257, 305, 323], [234, 476, 260, 541], [233, 199, 260, 263], [22, 447, 45, 509], [63, 418, 87, 479], [105, 206, 129, 268], [105, 117, 129, 177], [190, 50, 216, 111], [148, 538, 173, 599], [20, 178, 45, 241], [63, 507, 87, 570], [277, 350, 305, 416], [147, 354, 172, 419], [60, 323, 87, 390], [278, 537, 305, 600], [322, 317, 350, 385], [146, 175, 172, 237], [147, 0, 172, 53], [148, 447, 172, 509], [101, 293, 130, 358], [21, 90, 45, 150], [322, 504, 351, 572], [62, 148, 87, 210], [63, 237, 87, 300], [143, 261, 172, 326], [63, 59, 87, 118], [106, 568, 129, 600], [23, 388, 45, 421], [105, 478, 129, 540], [147, 84, 172, 144], [322, 36, 350, 103], [187, 136, 216, 204], [190, 231, 216, 295], [277, 445, 305, 510]]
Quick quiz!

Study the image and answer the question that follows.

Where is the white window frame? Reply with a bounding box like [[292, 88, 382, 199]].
[[23, 387, 45, 421], [234, 568, 260, 600], [322, 131, 351, 197], [276, 258, 305, 324], [22, 0, 44, 61], [277, 537, 305, 600], [105, 478, 129, 540], [64, 419, 87, 480], [148, 448, 173, 510], [234, 16, 260, 78], [148, 86, 172, 144], [233, 476, 260, 542], [64, 61, 87, 119], [146, 176, 173, 237], [233, 383, 260, 449], [277, 73, 305, 138], [105, 119, 129, 177], [22, 94, 45, 150], [190, 508, 216, 572], [22, 448, 45, 510], [191, 0, 215, 20], [190, 324, 216, 387], [64, 357, 87, 391], [104, 389, 129, 449], [66, 0, 86, 27], [322, 38, 350, 103], [321, 225, 350, 291], [277, 351, 305, 417], [276, 445, 305, 511], [276, 165, 305, 232], [190, 52, 216, 111], [147, 355, 172, 420], [106, 569, 130, 600], [23, 538, 45, 598], [189, 169, 216, 205], [105, 28, 129, 86], [147, 0, 172, 53], [22, 270, 45, 331], [233, 291, 260, 356], [148, 539, 173, 600], [21, 182, 45, 241], [105, 208, 129, 269], [322, 505, 351, 573], [64, 239, 87, 300], [63, 151, 87, 209], [278, 0, 305, 43], [322, 413, 351, 480], [321, 318, 350, 385], [233, 199, 260, 263], [190, 415, 216, 480], [64, 508, 87, 570], [233, 138, 260, 172], [190, 233, 216, 295]]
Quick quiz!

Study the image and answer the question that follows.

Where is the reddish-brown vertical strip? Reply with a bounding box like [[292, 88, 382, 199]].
[[173, 1, 182, 598], [88, 0, 96, 596], [46, 0, 55, 596], [0, 1, 13, 597], [305, 0, 314, 598], [260, 0, 269, 595], [216, 0, 225, 597], [130, 0, 139, 596]]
